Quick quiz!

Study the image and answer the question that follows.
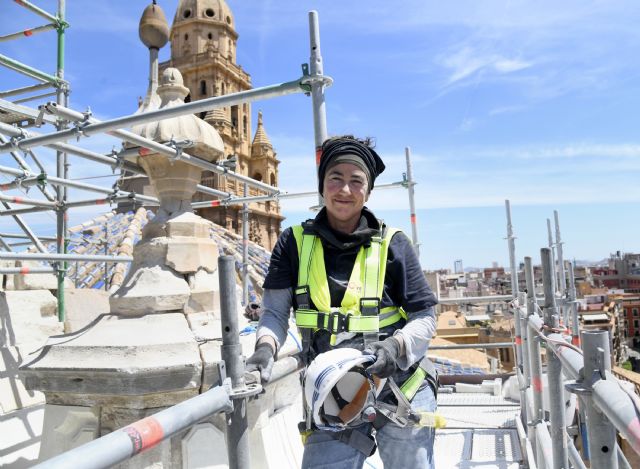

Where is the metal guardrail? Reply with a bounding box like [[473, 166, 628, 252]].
[[31, 255, 304, 469], [511, 249, 640, 469]]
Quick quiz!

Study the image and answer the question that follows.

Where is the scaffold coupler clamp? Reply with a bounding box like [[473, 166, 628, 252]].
[[8, 129, 28, 152]]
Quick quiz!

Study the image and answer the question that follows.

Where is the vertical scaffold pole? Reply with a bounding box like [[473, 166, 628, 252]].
[[505, 200, 519, 297], [405, 147, 420, 258], [308, 11, 328, 207], [219, 256, 250, 469], [582, 330, 618, 469], [55, 0, 68, 322], [541, 247, 568, 469], [554, 210, 568, 327], [242, 183, 249, 306], [567, 260, 580, 347], [546, 219, 557, 297], [525, 256, 543, 465]]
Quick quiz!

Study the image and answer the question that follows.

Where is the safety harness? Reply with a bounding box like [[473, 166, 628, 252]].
[[292, 222, 439, 455], [292, 223, 405, 356]]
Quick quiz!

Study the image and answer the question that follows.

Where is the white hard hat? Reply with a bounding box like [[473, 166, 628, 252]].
[[304, 348, 381, 431]]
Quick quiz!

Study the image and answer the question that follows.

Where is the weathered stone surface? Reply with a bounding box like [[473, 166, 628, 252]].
[[63, 288, 111, 333], [166, 238, 218, 273], [38, 404, 99, 462], [166, 212, 213, 238], [182, 423, 228, 468], [0, 346, 45, 414], [110, 264, 190, 314], [185, 268, 219, 314], [11, 261, 73, 292], [20, 313, 201, 401], [0, 403, 44, 467], [0, 290, 62, 349]]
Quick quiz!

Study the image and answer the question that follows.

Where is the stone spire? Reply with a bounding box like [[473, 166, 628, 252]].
[[136, 1, 169, 114], [251, 111, 272, 148]]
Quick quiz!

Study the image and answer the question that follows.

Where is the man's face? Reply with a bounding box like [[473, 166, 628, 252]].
[[322, 162, 369, 232]]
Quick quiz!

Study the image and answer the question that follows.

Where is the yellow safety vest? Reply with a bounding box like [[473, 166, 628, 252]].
[[292, 224, 407, 345]]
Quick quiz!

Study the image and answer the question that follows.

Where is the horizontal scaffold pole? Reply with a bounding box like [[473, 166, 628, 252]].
[[13, 0, 59, 24], [0, 78, 315, 162], [0, 252, 133, 263], [43, 102, 284, 195], [0, 53, 60, 85], [31, 385, 233, 469], [0, 23, 57, 43]]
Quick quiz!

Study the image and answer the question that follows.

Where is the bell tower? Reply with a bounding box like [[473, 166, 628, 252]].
[[160, 0, 283, 249]]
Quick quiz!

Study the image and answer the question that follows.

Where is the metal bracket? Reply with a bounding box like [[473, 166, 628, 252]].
[[565, 379, 591, 396]]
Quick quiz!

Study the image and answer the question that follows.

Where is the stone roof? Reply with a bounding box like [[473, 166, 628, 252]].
[[251, 111, 272, 147]]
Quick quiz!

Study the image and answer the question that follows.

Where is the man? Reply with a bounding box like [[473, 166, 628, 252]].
[[247, 136, 438, 468]]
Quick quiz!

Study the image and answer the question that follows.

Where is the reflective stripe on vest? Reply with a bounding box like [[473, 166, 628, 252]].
[[292, 225, 406, 338]]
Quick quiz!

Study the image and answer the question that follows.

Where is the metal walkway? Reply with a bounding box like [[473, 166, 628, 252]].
[[434, 392, 522, 468]]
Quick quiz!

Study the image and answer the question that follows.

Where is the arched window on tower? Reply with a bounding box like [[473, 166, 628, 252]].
[[242, 115, 247, 139], [231, 105, 238, 129], [221, 82, 225, 94], [200, 80, 207, 96], [270, 173, 276, 187], [253, 172, 263, 182]]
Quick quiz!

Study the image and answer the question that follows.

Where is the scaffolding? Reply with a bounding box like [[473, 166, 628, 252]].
[[0, 6, 417, 322]]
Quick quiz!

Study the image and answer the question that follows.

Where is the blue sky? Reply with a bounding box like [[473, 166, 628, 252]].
[[2, 1, 640, 270]]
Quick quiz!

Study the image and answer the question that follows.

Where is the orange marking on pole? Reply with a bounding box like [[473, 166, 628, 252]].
[[12, 196, 23, 204], [0, 184, 9, 191], [20, 266, 29, 275], [572, 336, 580, 347], [626, 418, 640, 450], [210, 200, 220, 207], [64, 213, 69, 221], [315, 147, 322, 166], [96, 199, 106, 205], [24, 29, 33, 37], [138, 147, 151, 156], [123, 416, 164, 455], [410, 214, 417, 224], [515, 336, 522, 346], [532, 376, 543, 393]]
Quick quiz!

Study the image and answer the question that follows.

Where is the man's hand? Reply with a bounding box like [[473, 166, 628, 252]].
[[364, 336, 401, 378], [246, 342, 275, 383]]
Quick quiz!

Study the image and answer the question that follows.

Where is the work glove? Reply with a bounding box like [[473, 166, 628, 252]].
[[245, 342, 275, 383], [364, 336, 401, 378], [244, 302, 262, 321]]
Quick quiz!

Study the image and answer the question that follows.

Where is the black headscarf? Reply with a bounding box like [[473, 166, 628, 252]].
[[318, 137, 386, 195]]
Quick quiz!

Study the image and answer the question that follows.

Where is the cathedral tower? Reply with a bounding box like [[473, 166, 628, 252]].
[[160, 0, 283, 249]]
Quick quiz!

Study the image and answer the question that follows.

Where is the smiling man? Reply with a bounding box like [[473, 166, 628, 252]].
[[246, 135, 439, 468]]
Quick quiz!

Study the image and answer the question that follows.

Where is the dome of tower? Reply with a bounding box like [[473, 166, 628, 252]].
[[172, 0, 235, 29]]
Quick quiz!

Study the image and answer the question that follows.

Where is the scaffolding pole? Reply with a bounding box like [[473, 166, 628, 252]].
[[0, 252, 133, 263], [405, 147, 420, 257], [0, 82, 53, 99], [308, 10, 329, 207], [43, 102, 283, 195], [0, 24, 57, 43]]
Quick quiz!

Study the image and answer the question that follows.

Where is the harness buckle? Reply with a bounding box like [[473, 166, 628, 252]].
[[328, 311, 349, 333], [359, 297, 380, 316], [296, 285, 312, 309]]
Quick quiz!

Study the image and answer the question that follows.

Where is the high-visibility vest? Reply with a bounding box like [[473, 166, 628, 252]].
[[292, 224, 406, 345]]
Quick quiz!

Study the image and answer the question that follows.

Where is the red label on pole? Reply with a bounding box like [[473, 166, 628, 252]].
[[210, 200, 220, 207], [139, 147, 151, 156], [12, 197, 23, 204], [123, 416, 164, 455], [515, 336, 522, 346], [96, 199, 106, 205], [410, 214, 417, 224], [24, 30, 33, 37], [20, 266, 29, 274], [315, 147, 322, 166], [571, 336, 580, 346], [0, 184, 8, 191], [532, 376, 543, 392]]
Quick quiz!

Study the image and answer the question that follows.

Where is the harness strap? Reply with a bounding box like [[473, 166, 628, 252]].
[[400, 355, 439, 401], [326, 428, 377, 456]]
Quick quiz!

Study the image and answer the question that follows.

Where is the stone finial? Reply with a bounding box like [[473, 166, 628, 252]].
[[139, 1, 170, 50], [157, 67, 190, 104], [251, 110, 271, 147]]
